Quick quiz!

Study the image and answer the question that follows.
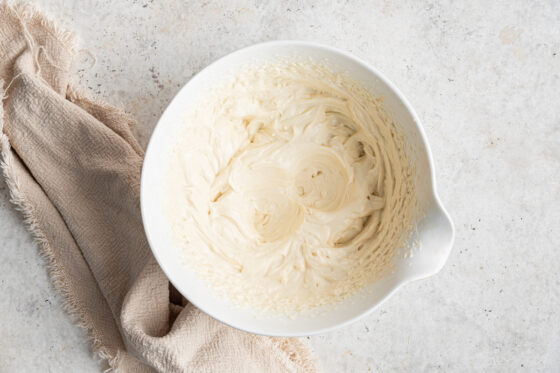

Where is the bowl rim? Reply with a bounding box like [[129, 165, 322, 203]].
[[140, 40, 455, 336]]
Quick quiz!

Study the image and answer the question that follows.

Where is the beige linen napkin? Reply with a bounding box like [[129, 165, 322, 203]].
[[0, 3, 317, 372]]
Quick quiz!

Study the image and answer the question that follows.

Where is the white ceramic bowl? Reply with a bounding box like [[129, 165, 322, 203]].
[[141, 41, 454, 336]]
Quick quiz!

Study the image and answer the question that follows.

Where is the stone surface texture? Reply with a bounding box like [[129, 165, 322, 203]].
[[1, 0, 559, 372]]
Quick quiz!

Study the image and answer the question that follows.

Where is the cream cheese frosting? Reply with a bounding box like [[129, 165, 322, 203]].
[[165, 61, 415, 313]]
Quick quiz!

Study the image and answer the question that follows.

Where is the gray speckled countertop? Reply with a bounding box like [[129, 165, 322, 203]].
[[1, 1, 559, 372]]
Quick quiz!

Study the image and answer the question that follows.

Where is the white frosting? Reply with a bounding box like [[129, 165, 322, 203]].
[[165, 61, 414, 313]]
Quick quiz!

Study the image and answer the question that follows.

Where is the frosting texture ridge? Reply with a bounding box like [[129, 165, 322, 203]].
[[165, 61, 415, 312]]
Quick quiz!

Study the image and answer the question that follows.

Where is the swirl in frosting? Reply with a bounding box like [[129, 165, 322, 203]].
[[165, 61, 414, 313]]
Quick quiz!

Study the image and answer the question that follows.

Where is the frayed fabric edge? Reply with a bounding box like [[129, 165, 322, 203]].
[[66, 83, 138, 132], [1, 1, 78, 53], [0, 5, 130, 370], [0, 3, 122, 368], [0, 15, 122, 368]]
